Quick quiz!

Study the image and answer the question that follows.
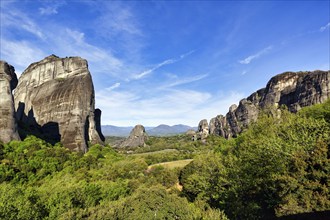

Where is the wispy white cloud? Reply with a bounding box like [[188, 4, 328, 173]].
[[95, 2, 142, 36], [132, 51, 194, 80], [320, 22, 330, 32], [163, 73, 208, 88], [0, 1, 130, 79], [180, 50, 195, 59], [50, 28, 124, 75], [39, 7, 57, 15], [0, 39, 46, 75], [133, 59, 175, 80], [96, 88, 244, 126], [39, 0, 66, 15], [239, 46, 273, 64], [65, 28, 86, 44], [1, 9, 45, 40], [106, 83, 121, 91]]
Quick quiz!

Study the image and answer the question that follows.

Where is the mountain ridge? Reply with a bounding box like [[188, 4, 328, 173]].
[[102, 124, 196, 137], [197, 70, 330, 140]]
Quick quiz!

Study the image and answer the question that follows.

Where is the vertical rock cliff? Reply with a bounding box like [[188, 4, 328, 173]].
[[0, 61, 20, 143], [208, 70, 330, 138], [14, 55, 104, 152]]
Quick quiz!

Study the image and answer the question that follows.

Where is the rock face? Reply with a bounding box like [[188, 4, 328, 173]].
[[0, 61, 20, 143], [14, 55, 104, 152], [120, 125, 148, 148], [197, 119, 209, 141], [208, 70, 330, 138]]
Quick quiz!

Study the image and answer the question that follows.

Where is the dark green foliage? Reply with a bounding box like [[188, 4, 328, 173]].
[[181, 100, 330, 220], [0, 183, 47, 220], [146, 165, 178, 188], [114, 185, 196, 220], [298, 99, 330, 124], [1, 135, 226, 219], [1, 100, 329, 219], [137, 134, 208, 154]]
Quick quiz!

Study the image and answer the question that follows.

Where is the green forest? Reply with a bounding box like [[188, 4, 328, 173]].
[[0, 100, 329, 220]]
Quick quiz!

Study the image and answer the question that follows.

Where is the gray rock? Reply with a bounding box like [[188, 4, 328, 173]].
[[197, 119, 209, 140], [209, 118, 216, 135], [207, 70, 330, 138], [185, 129, 196, 136], [120, 125, 148, 148], [0, 61, 20, 143], [209, 115, 229, 138], [185, 129, 197, 141], [14, 55, 104, 152]]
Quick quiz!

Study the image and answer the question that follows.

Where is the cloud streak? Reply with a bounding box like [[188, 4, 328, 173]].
[[0, 39, 46, 75], [133, 59, 175, 80], [239, 46, 273, 64], [106, 83, 121, 91], [96, 3, 142, 36], [163, 73, 208, 88], [39, 0, 66, 15], [1, 9, 45, 40], [320, 22, 330, 32], [132, 50, 195, 80], [96, 88, 244, 126]]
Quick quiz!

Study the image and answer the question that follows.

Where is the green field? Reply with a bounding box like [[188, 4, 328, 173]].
[[148, 159, 193, 170]]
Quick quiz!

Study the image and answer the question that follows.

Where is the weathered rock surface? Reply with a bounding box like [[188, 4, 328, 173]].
[[185, 129, 197, 141], [185, 129, 196, 136], [208, 70, 330, 138], [120, 125, 148, 148], [14, 55, 104, 152], [0, 61, 20, 143], [197, 119, 209, 141]]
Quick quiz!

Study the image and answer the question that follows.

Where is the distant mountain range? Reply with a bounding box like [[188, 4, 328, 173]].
[[101, 124, 196, 137]]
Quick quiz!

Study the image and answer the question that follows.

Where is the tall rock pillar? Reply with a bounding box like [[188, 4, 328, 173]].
[[0, 61, 20, 143], [14, 55, 104, 152]]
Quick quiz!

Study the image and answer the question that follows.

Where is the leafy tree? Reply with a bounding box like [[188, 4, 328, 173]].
[[115, 185, 197, 220], [0, 183, 47, 220]]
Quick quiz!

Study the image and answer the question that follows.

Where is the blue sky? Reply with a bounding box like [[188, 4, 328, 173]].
[[1, 0, 329, 126]]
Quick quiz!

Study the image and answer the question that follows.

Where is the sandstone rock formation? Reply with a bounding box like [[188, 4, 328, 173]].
[[14, 55, 104, 152], [185, 129, 197, 141], [208, 70, 330, 138], [185, 129, 196, 136], [0, 61, 20, 143], [120, 125, 148, 148], [197, 119, 209, 141]]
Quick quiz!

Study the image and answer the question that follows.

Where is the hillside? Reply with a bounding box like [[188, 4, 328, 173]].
[[147, 124, 196, 136], [0, 100, 329, 219]]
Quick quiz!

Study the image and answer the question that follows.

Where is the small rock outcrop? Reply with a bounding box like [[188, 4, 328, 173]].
[[197, 119, 209, 141], [0, 61, 20, 143], [185, 129, 197, 141], [120, 125, 148, 148], [14, 55, 104, 152], [208, 70, 330, 138], [185, 129, 196, 136]]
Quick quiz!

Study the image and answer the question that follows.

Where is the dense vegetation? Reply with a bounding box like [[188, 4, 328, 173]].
[[0, 100, 329, 219], [181, 100, 330, 219], [0, 137, 225, 219]]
